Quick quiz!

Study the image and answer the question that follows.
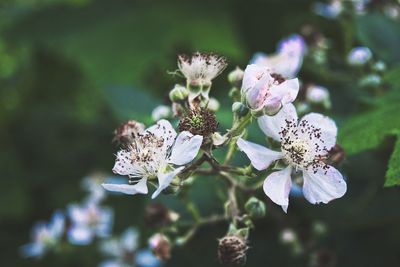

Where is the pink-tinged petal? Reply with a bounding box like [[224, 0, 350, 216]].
[[237, 138, 283, 171], [257, 103, 298, 141], [246, 74, 271, 110], [112, 150, 135, 176], [269, 78, 299, 105], [102, 178, 148, 195], [302, 166, 346, 204], [299, 113, 337, 151], [169, 131, 203, 166], [151, 166, 185, 199], [241, 64, 268, 94], [145, 119, 177, 150], [263, 166, 293, 213]]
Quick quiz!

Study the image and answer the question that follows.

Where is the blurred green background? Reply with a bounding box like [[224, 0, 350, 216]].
[[1, 0, 400, 266]]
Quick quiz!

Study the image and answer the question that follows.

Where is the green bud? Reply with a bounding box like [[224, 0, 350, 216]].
[[245, 197, 266, 218], [232, 102, 249, 117], [228, 67, 244, 88], [169, 84, 189, 102]]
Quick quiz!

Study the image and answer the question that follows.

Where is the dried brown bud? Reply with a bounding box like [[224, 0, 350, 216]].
[[218, 235, 248, 266], [144, 203, 179, 228], [149, 234, 171, 261], [112, 120, 145, 146], [179, 107, 218, 137]]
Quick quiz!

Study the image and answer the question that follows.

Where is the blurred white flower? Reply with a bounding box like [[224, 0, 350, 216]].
[[237, 104, 347, 212], [313, 0, 343, 18], [251, 35, 306, 78], [103, 120, 203, 199], [347, 47, 372, 65], [99, 228, 160, 267], [306, 85, 331, 109], [81, 173, 108, 204], [20, 211, 65, 258], [241, 64, 299, 115], [67, 201, 113, 245], [151, 105, 172, 121], [280, 228, 297, 244]]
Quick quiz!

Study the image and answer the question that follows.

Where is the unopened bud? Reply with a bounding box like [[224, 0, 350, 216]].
[[169, 84, 189, 102], [232, 102, 248, 117], [207, 97, 220, 112], [228, 67, 244, 88], [245, 197, 266, 218], [306, 85, 331, 109], [149, 233, 171, 261], [113, 120, 145, 146], [151, 105, 172, 121], [372, 61, 386, 73], [218, 234, 248, 266]]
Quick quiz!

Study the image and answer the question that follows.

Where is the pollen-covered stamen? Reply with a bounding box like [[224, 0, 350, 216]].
[[280, 119, 330, 174], [114, 131, 171, 181]]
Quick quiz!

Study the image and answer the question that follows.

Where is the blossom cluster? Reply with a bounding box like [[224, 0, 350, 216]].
[[21, 173, 160, 267]]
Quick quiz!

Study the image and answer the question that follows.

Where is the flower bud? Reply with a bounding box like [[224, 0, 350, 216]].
[[372, 61, 386, 73], [228, 67, 244, 88], [218, 234, 248, 266], [169, 84, 189, 102], [151, 105, 172, 121], [212, 132, 227, 146], [112, 120, 145, 146], [280, 228, 297, 244], [306, 85, 331, 109], [232, 102, 249, 117], [144, 203, 179, 228], [358, 74, 381, 88], [244, 197, 266, 218], [149, 233, 171, 261], [347, 47, 372, 66], [207, 97, 220, 112]]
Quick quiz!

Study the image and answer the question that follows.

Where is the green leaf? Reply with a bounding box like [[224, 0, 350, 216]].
[[339, 68, 400, 186], [385, 137, 400, 187]]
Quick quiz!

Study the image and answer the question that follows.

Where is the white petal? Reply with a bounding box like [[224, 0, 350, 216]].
[[257, 103, 298, 141], [151, 166, 185, 199], [169, 131, 203, 165], [241, 64, 267, 94], [269, 78, 299, 105], [302, 166, 347, 204], [112, 150, 135, 176], [145, 119, 177, 150], [237, 138, 283, 171], [300, 113, 337, 151], [102, 178, 148, 195], [67, 226, 94, 245], [246, 74, 271, 109], [263, 166, 293, 212]]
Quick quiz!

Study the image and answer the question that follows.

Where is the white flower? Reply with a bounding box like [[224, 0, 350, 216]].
[[151, 105, 172, 121], [102, 119, 203, 199], [306, 85, 331, 109], [237, 104, 346, 212], [20, 211, 65, 258], [241, 64, 299, 115], [347, 47, 372, 65], [251, 35, 306, 78], [67, 201, 113, 245], [178, 52, 227, 102]]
